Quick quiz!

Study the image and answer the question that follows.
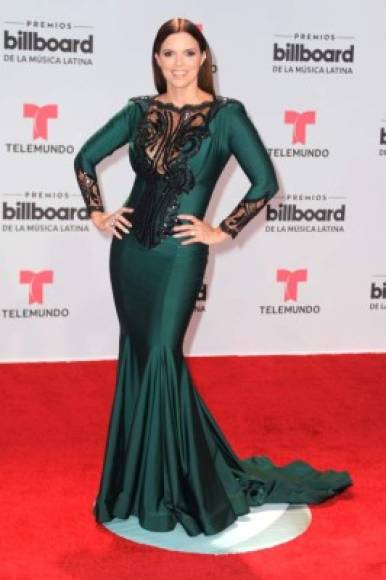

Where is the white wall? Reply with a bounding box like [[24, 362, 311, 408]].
[[1, 0, 385, 361]]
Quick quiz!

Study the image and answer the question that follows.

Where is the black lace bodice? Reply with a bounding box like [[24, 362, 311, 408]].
[[74, 94, 279, 248], [126, 96, 220, 247]]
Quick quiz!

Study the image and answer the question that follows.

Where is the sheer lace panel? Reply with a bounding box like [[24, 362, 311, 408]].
[[219, 195, 269, 238], [75, 168, 105, 216], [138, 98, 215, 177], [128, 97, 218, 248]]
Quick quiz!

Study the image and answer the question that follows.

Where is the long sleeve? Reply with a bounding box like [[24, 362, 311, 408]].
[[219, 101, 279, 238], [73, 99, 138, 216]]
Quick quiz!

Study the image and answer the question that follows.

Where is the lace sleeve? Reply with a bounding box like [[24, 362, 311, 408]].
[[219, 101, 279, 238], [219, 196, 270, 239], [75, 169, 104, 215], [73, 99, 137, 217]]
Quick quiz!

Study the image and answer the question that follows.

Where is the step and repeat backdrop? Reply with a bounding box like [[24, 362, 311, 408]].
[[1, 0, 385, 361]]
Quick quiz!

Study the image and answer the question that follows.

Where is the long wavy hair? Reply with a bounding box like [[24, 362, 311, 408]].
[[152, 18, 216, 97]]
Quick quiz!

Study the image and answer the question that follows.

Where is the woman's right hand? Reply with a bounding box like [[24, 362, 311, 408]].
[[90, 207, 134, 239]]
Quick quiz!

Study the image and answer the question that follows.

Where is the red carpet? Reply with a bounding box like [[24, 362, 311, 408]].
[[1, 353, 385, 579]]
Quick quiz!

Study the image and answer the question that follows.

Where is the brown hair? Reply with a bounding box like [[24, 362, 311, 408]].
[[152, 18, 215, 96]]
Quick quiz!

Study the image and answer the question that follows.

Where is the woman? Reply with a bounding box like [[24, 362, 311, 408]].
[[74, 17, 353, 537]]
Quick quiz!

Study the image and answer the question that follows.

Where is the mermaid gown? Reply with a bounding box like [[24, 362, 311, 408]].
[[74, 94, 353, 536]]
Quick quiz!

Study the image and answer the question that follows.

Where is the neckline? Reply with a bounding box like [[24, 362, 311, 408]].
[[150, 94, 217, 113]]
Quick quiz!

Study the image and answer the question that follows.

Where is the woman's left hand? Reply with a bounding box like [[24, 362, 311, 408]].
[[173, 214, 231, 245]]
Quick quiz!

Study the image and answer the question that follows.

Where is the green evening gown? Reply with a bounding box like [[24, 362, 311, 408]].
[[74, 94, 353, 536]]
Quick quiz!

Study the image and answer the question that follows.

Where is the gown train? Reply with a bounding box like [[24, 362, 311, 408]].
[[92, 229, 353, 537]]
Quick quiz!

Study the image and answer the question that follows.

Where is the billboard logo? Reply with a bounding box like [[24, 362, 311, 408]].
[[4, 30, 93, 54], [273, 43, 354, 63], [272, 33, 355, 76], [23, 104, 58, 140], [2, 20, 94, 67], [370, 281, 386, 300], [369, 278, 386, 311], [266, 203, 345, 224], [2, 201, 87, 221], [19, 270, 54, 304]]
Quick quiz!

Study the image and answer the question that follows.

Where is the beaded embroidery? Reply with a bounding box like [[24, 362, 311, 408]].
[[128, 95, 227, 248]]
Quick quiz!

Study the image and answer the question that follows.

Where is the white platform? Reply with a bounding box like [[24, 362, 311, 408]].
[[103, 503, 312, 555]]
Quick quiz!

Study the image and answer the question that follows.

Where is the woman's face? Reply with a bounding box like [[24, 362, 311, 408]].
[[154, 32, 206, 90]]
